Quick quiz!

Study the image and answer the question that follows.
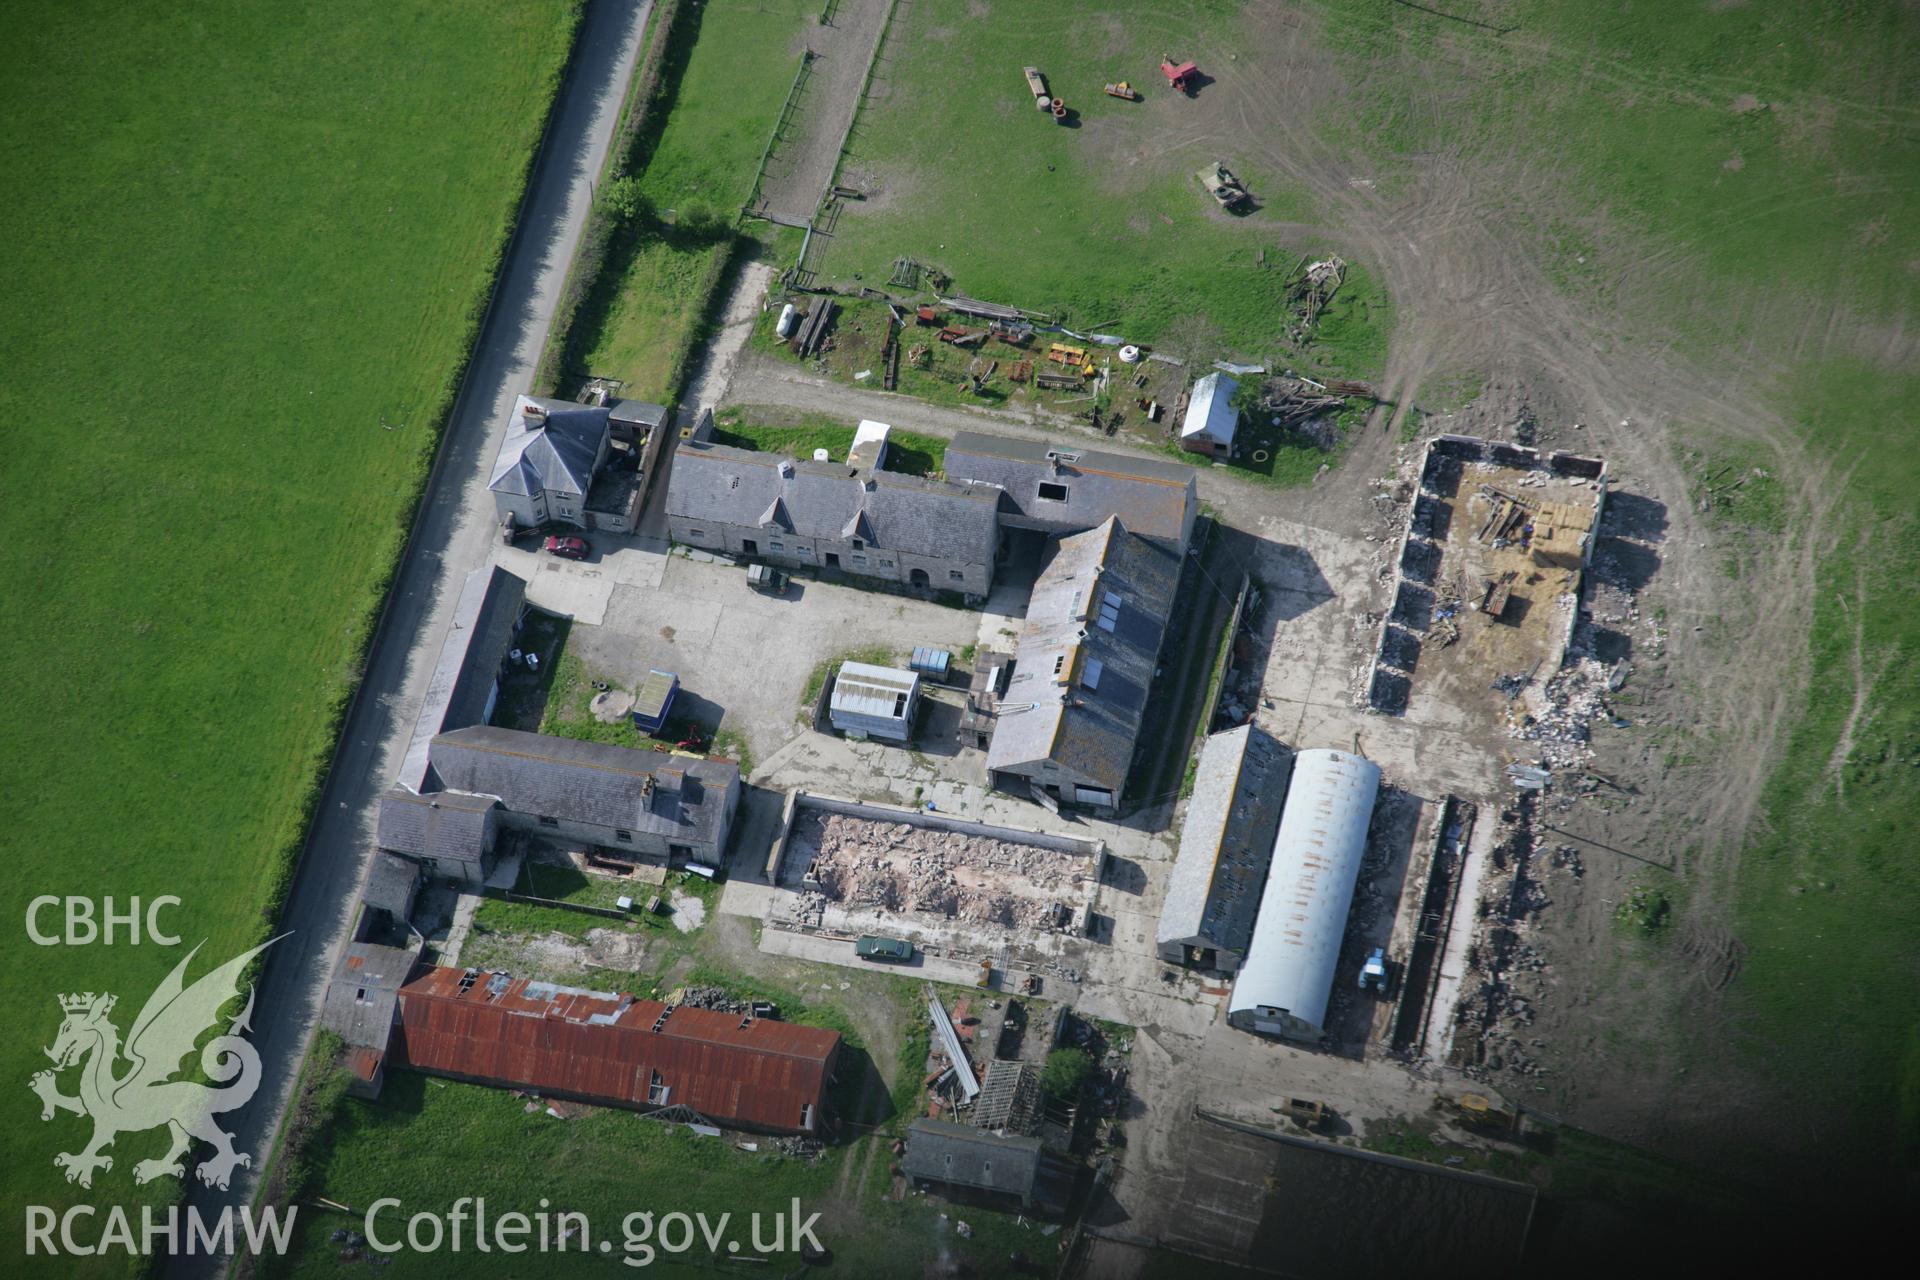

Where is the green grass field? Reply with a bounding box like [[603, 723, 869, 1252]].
[[815, 0, 1390, 375], [1306, 1, 1920, 1172], [0, 0, 579, 1253], [569, 0, 816, 398]]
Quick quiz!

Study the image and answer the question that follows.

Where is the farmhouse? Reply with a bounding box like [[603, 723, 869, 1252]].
[[943, 431, 1199, 553], [1229, 749, 1382, 1040], [391, 967, 841, 1134], [1179, 372, 1239, 457], [401, 725, 741, 870], [488, 395, 612, 532], [986, 517, 1178, 814], [1157, 725, 1291, 972], [667, 440, 1000, 597]]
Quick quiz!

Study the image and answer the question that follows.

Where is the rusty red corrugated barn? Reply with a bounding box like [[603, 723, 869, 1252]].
[[391, 966, 840, 1134]]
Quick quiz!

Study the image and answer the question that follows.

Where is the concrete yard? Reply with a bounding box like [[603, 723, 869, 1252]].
[[521, 544, 980, 762]]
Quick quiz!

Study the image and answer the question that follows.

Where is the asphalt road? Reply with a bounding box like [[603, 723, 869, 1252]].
[[170, 2, 651, 1273]]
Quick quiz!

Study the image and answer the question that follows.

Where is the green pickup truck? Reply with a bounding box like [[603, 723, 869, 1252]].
[[854, 935, 913, 963]]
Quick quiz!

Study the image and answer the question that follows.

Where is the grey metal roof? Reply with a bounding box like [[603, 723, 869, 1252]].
[[1181, 372, 1239, 445], [830, 662, 919, 722], [376, 787, 500, 866], [666, 441, 999, 566], [426, 726, 737, 847], [489, 395, 609, 498], [1158, 726, 1291, 958], [987, 518, 1180, 796], [904, 1119, 1043, 1200], [943, 430, 1198, 550], [320, 941, 419, 1049], [364, 852, 423, 919], [397, 564, 528, 791], [1230, 750, 1382, 1035]]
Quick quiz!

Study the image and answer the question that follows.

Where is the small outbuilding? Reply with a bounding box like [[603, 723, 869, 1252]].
[[902, 1119, 1073, 1214], [1179, 372, 1239, 457], [828, 661, 921, 743]]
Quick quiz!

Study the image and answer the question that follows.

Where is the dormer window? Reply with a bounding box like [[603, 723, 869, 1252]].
[[851, 538, 864, 550]]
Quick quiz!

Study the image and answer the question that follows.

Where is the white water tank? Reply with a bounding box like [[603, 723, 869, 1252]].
[[812, 448, 831, 462], [775, 302, 797, 338], [1119, 344, 1142, 363]]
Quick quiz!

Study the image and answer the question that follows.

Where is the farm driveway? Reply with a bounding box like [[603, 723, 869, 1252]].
[[170, 2, 653, 1273]]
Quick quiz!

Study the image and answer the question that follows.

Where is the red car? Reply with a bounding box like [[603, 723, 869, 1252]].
[[543, 535, 590, 560]]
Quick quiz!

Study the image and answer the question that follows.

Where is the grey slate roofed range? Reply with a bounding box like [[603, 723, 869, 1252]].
[[489, 396, 610, 498], [376, 788, 501, 867], [988, 517, 1179, 796], [903, 1119, 1045, 1201], [363, 851, 423, 918], [320, 941, 418, 1049], [1158, 725, 1292, 966], [666, 441, 1000, 566], [426, 725, 737, 847], [943, 431, 1198, 550], [397, 564, 527, 790]]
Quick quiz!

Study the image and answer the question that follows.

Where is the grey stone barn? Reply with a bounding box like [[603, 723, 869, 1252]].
[[396, 563, 529, 792], [1156, 725, 1292, 973], [488, 395, 611, 532], [408, 725, 742, 870], [902, 1119, 1073, 1215], [943, 431, 1199, 554], [986, 516, 1179, 815], [376, 787, 505, 886], [666, 441, 1000, 599]]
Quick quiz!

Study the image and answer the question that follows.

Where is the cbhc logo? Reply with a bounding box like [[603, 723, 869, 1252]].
[[26, 896, 182, 946]]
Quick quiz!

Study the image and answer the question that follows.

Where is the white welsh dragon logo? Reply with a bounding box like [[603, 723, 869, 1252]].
[[30, 938, 278, 1190]]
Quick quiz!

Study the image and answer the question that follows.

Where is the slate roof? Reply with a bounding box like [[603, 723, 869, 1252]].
[[1158, 725, 1291, 960], [943, 431, 1198, 550], [904, 1119, 1045, 1202], [1181, 372, 1239, 446], [987, 518, 1179, 797], [397, 564, 527, 790], [666, 442, 1000, 566], [319, 941, 419, 1049], [609, 400, 670, 432], [364, 851, 423, 920], [426, 726, 737, 848], [376, 788, 501, 867], [489, 395, 609, 499]]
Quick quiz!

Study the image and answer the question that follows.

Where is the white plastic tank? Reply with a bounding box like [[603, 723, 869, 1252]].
[[1119, 344, 1142, 363], [812, 448, 831, 462], [1036, 95, 1052, 112], [775, 302, 797, 338]]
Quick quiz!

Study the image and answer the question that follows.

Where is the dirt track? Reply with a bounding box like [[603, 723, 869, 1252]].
[[751, 0, 895, 225]]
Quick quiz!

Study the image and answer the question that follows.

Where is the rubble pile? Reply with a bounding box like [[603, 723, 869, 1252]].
[[1510, 657, 1615, 766], [792, 812, 1087, 928]]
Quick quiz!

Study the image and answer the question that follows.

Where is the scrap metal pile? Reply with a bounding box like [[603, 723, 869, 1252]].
[[794, 811, 1087, 928]]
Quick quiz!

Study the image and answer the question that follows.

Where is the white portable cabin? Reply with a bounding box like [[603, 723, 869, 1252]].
[[1228, 749, 1381, 1040]]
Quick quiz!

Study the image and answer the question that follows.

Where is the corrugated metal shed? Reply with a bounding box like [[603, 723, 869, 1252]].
[[829, 662, 921, 742], [1228, 749, 1382, 1039], [848, 419, 892, 470], [1180, 372, 1239, 447], [1157, 725, 1291, 969], [909, 646, 952, 679], [391, 967, 840, 1134]]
